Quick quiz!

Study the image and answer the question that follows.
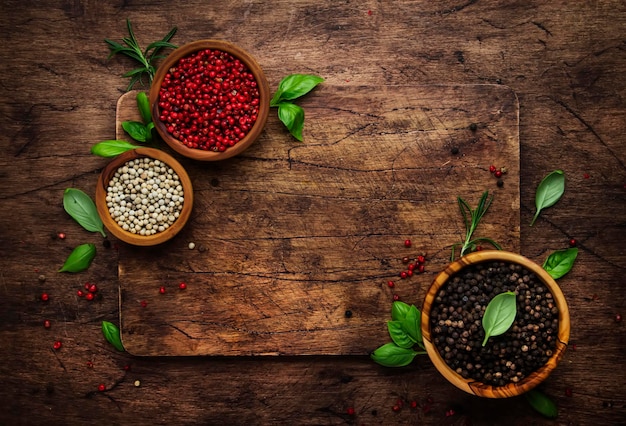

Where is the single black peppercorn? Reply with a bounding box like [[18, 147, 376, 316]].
[[469, 123, 478, 131], [344, 310, 353, 318], [451, 147, 460, 155]]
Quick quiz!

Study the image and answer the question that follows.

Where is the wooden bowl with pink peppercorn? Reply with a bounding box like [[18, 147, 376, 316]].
[[149, 40, 270, 161]]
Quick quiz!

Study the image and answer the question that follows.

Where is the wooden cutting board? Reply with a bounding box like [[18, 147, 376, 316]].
[[116, 84, 520, 356]]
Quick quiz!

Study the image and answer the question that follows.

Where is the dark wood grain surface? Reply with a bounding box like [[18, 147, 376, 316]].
[[118, 84, 520, 357], [1, 1, 624, 425]]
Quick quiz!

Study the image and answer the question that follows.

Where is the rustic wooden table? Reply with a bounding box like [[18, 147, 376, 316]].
[[1, 1, 624, 425]]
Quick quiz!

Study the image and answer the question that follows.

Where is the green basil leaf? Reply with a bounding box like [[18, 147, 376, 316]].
[[530, 170, 565, 226], [525, 389, 558, 419], [277, 102, 305, 141], [387, 320, 416, 348], [482, 291, 517, 346], [391, 301, 411, 321], [136, 91, 152, 124], [63, 188, 106, 237], [59, 243, 96, 272], [401, 305, 422, 345], [370, 343, 420, 367], [270, 74, 324, 106], [122, 120, 150, 142], [543, 248, 578, 279], [102, 321, 125, 352], [146, 121, 155, 141], [91, 140, 137, 157]]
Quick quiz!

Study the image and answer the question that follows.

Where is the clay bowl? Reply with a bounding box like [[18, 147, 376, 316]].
[[421, 251, 570, 398], [149, 40, 270, 161], [95, 147, 193, 246]]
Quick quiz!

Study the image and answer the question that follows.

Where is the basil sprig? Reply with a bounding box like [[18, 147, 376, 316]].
[[92, 92, 154, 157], [371, 301, 426, 367], [102, 321, 125, 352], [270, 74, 324, 106], [277, 102, 305, 141], [481, 291, 517, 346], [63, 188, 106, 237], [270, 74, 324, 141], [391, 300, 410, 320], [371, 343, 420, 367], [387, 321, 415, 348], [91, 140, 137, 157], [136, 90, 152, 124], [543, 248, 578, 279], [122, 121, 151, 143], [59, 243, 96, 272], [525, 389, 558, 419], [530, 170, 565, 226]]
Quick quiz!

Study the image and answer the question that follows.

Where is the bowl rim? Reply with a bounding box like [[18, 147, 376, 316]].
[[149, 39, 271, 161], [420, 250, 570, 398], [95, 147, 194, 246]]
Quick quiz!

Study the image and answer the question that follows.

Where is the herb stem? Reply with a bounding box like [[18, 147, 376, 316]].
[[452, 191, 501, 260], [105, 19, 177, 91]]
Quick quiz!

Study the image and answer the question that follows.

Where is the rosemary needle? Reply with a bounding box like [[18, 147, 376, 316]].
[[451, 190, 502, 260]]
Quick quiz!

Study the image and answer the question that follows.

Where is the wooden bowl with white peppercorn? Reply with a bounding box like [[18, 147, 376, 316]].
[[421, 251, 570, 398], [95, 148, 193, 246]]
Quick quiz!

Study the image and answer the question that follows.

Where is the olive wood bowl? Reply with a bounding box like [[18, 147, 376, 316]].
[[149, 40, 270, 161], [421, 250, 570, 398], [95, 148, 193, 246]]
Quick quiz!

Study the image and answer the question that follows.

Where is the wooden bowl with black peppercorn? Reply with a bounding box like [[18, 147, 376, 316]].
[[95, 147, 193, 246], [149, 40, 270, 161], [421, 251, 570, 398]]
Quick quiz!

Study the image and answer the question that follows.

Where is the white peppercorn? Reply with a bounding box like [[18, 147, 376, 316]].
[[106, 158, 184, 236]]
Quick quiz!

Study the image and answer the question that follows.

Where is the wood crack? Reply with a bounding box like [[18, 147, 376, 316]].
[[549, 96, 625, 169], [166, 321, 353, 339]]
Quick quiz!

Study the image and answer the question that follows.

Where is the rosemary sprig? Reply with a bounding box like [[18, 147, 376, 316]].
[[451, 190, 502, 260], [105, 19, 178, 91]]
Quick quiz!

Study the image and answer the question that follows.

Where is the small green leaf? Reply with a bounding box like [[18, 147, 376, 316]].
[[401, 305, 422, 346], [543, 248, 578, 279], [59, 243, 96, 272], [91, 140, 137, 157], [531, 170, 565, 226], [482, 291, 517, 346], [102, 321, 125, 352], [136, 91, 152, 124], [122, 120, 150, 142], [525, 389, 558, 419], [370, 343, 421, 367], [277, 102, 305, 141], [387, 320, 416, 348], [63, 188, 106, 237], [391, 301, 411, 321], [146, 121, 156, 142], [270, 74, 324, 106]]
